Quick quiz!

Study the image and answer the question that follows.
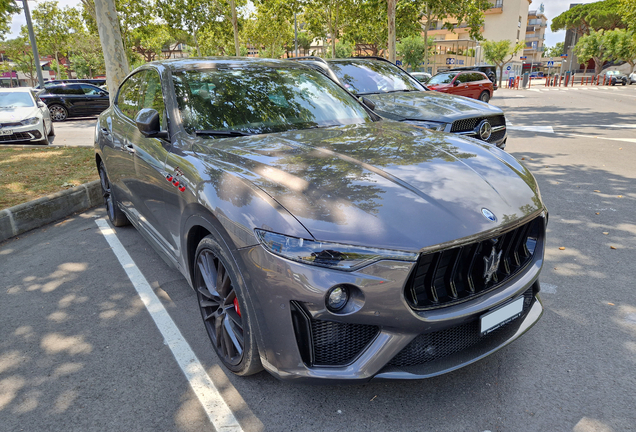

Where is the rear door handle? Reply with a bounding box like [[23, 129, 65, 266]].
[[101, 128, 110, 136], [124, 142, 135, 154]]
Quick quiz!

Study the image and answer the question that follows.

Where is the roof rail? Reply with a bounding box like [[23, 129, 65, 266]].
[[351, 56, 394, 65], [287, 56, 329, 66]]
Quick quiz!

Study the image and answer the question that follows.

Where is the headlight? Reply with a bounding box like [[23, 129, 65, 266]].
[[21, 117, 40, 126], [402, 120, 447, 131], [255, 229, 418, 271]]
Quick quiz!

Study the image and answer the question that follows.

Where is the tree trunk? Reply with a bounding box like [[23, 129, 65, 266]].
[[55, 51, 61, 78], [94, 0, 129, 104], [498, 65, 504, 89], [388, 0, 396, 63], [193, 29, 201, 56], [423, 7, 432, 73], [230, 0, 240, 56], [594, 58, 602, 76]]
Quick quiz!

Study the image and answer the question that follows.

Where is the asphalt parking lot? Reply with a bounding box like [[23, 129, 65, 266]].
[[1, 86, 636, 432]]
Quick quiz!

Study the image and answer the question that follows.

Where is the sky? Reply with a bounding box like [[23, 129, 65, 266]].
[[9, 0, 601, 49], [530, 0, 599, 48]]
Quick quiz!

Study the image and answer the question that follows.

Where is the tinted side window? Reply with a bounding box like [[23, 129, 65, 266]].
[[456, 73, 470, 83], [139, 70, 167, 130], [80, 84, 101, 95], [471, 73, 483, 81], [117, 73, 143, 120], [63, 85, 84, 95]]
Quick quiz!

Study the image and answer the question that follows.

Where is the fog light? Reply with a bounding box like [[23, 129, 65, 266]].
[[327, 286, 348, 312]]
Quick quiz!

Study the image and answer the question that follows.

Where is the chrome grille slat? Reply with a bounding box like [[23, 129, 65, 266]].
[[405, 217, 543, 311]]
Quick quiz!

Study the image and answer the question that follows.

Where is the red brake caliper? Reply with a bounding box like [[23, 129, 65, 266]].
[[233, 297, 241, 316]]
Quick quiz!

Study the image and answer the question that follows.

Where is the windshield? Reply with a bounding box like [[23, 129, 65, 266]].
[[328, 60, 425, 95], [0, 92, 35, 108], [427, 73, 457, 85], [173, 67, 372, 136]]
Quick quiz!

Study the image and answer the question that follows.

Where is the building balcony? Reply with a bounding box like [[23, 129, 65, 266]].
[[486, 0, 503, 14]]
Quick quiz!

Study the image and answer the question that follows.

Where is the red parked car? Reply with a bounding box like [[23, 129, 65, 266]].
[[426, 71, 493, 103]]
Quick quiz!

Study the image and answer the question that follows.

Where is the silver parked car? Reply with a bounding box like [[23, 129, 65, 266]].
[[95, 58, 546, 382]]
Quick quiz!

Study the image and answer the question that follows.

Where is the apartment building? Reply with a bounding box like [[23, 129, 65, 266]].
[[524, 7, 548, 63], [423, 0, 532, 75]]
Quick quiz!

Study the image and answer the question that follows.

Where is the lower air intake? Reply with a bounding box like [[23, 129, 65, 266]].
[[389, 288, 534, 367], [291, 301, 379, 367]]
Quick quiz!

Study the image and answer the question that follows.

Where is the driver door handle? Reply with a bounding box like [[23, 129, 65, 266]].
[[124, 143, 136, 154]]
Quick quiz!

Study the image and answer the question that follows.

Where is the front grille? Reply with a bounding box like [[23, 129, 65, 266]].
[[290, 301, 379, 367], [0, 122, 23, 127], [0, 130, 40, 142], [450, 115, 506, 133], [389, 287, 535, 367], [405, 216, 543, 311], [487, 129, 506, 143]]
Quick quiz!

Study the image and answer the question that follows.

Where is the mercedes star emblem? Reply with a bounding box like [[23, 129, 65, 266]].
[[478, 120, 492, 141]]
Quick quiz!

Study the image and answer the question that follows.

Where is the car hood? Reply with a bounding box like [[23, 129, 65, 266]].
[[365, 90, 502, 123], [0, 107, 40, 123], [192, 121, 542, 252]]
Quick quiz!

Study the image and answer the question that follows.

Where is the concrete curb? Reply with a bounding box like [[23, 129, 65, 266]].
[[0, 180, 102, 243]]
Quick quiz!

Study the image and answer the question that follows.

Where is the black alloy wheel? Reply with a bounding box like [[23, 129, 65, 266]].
[[194, 236, 262, 375], [98, 161, 129, 226], [49, 104, 68, 121]]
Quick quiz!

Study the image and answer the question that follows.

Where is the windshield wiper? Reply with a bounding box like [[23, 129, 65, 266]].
[[195, 130, 253, 137]]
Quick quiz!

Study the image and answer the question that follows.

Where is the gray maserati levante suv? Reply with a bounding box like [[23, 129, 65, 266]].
[[95, 58, 546, 382]]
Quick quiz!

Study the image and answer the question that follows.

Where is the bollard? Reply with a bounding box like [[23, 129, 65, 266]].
[[603, 75, 606, 86]]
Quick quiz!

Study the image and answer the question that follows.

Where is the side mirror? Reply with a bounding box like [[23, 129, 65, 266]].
[[360, 96, 376, 111], [99, 91, 108, 97], [135, 108, 169, 140], [37, 101, 46, 108], [453, 80, 460, 86]]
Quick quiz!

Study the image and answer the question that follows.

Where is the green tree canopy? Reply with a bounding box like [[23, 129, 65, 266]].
[[602, 28, 636, 74], [574, 29, 610, 75], [545, 42, 565, 57], [0, 0, 19, 40], [32, 1, 84, 78], [397, 35, 434, 71], [551, 0, 626, 36], [482, 39, 525, 88]]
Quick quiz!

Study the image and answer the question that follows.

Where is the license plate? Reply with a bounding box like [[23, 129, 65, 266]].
[[0, 129, 13, 136], [480, 296, 524, 335]]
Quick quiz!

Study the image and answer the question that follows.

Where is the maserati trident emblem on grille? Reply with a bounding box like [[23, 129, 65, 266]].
[[478, 120, 492, 141], [481, 208, 496, 221], [483, 247, 503, 284]]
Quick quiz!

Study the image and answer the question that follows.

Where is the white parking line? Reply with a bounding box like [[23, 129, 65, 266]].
[[95, 219, 243, 432], [507, 125, 554, 133]]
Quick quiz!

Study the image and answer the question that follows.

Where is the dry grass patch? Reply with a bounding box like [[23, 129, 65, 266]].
[[0, 147, 98, 210]]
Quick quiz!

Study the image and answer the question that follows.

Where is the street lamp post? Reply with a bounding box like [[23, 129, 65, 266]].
[[21, 0, 45, 88]]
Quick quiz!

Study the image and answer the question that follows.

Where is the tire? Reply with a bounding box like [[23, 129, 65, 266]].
[[37, 127, 49, 145], [194, 235, 263, 376], [48, 121, 55, 137], [49, 104, 68, 122], [622, 80, 627, 86], [98, 160, 129, 226], [479, 91, 490, 103]]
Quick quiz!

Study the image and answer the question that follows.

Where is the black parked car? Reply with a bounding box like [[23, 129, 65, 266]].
[[95, 58, 546, 382], [291, 57, 507, 149], [39, 83, 110, 121], [34, 78, 107, 89]]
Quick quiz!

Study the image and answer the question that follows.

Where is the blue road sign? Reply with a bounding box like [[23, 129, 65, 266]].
[[547, 61, 554, 66], [506, 65, 511, 70]]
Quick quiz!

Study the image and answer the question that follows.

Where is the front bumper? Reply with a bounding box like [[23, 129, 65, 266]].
[[236, 216, 545, 382], [0, 121, 45, 144]]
